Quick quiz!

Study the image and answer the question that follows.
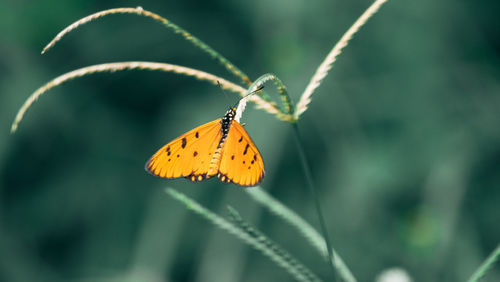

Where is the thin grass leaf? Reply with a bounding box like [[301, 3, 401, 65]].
[[246, 187, 357, 282], [10, 62, 255, 133], [42, 6, 252, 85], [166, 188, 322, 282], [290, 123, 337, 280], [296, 0, 389, 118], [246, 187, 325, 253], [468, 244, 500, 282], [226, 206, 321, 282]]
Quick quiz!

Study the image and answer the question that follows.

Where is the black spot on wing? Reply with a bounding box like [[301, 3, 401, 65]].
[[181, 137, 187, 148], [193, 151, 198, 157], [195, 132, 199, 138], [243, 144, 249, 155]]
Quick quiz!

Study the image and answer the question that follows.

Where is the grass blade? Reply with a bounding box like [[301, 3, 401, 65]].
[[245, 186, 356, 282], [226, 206, 321, 282], [166, 188, 322, 282], [246, 186, 356, 282], [468, 244, 500, 282]]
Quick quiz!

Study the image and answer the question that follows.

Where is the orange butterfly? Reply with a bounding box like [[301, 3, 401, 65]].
[[145, 107, 264, 186]]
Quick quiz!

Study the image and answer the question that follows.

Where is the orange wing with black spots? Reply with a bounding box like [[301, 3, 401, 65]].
[[217, 121, 265, 186], [145, 119, 223, 181], [145, 108, 264, 186]]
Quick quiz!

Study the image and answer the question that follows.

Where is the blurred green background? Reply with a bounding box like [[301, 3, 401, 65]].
[[1, 0, 499, 281]]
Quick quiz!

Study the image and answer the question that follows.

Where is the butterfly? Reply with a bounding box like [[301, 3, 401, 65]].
[[145, 107, 264, 186]]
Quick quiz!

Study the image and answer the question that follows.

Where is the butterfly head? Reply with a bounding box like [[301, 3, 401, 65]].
[[224, 107, 236, 119], [221, 107, 237, 136]]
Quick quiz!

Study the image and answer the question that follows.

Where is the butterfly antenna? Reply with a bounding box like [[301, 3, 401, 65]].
[[217, 81, 231, 104], [232, 85, 265, 108]]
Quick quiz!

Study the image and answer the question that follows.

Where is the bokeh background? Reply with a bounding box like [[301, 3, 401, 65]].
[[1, 0, 499, 281]]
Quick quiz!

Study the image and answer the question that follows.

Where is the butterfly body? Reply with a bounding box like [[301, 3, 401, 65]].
[[146, 108, 264, 186]]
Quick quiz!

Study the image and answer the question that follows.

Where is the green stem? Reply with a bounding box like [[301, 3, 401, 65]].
[[247, 73, 296, 121], [250, 73, 293, 113], [291, 122, 336, 281], [468, 244, 500, 282], [246, 74, 278, 106]]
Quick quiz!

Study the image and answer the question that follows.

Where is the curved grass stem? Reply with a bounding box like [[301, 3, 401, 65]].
[[10, 62, 254, 133], [253, 73, 294, 116], [239, 74, 295, 122], [42, 6, 252, 85], [296, 0, 389, 118]]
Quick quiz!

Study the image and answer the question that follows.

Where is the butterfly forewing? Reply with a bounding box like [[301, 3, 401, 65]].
[[218, 121, 264, 186], [146, 119, 223, 180]]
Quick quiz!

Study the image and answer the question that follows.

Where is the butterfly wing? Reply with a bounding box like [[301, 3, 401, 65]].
[[145, 119, 223, 181], [218, 121, 264, 186]]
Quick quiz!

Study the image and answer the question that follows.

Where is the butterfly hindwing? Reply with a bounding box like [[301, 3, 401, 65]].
[[218, 121, 264, 186], [146, 119, 223, 180]]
